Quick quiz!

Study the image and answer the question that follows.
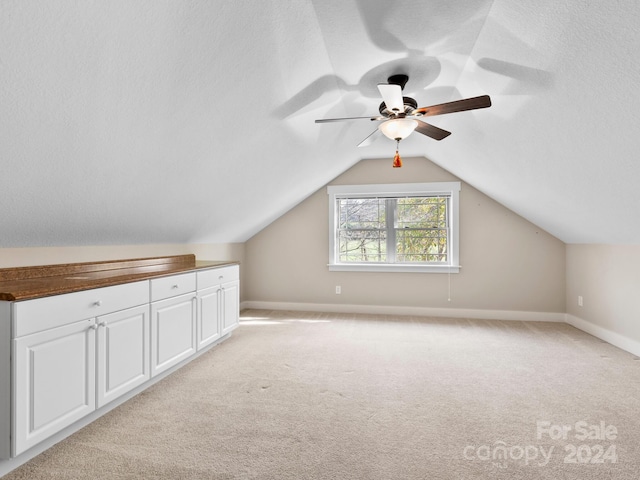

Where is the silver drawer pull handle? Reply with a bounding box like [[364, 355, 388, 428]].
[[93, 300, 102, 307], [171, 284, 179, 289], [98, 321, 107, 328], [89, 324, 98, 330]]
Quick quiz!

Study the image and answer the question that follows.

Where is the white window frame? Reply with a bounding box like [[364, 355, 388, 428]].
[[327, 182, 460, 273]]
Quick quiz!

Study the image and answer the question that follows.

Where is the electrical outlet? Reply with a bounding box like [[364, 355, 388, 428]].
[[578, 295, 583, 307], [335, 285, 341, 295]]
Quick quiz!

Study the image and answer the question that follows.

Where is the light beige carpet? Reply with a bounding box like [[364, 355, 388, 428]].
[[3, 309, 640, 479]]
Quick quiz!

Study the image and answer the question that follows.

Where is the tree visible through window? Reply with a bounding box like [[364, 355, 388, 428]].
[[328, 183, 460, 273], [337, 198, 387, 262], [396, 197, 448, 262], [337, 196, 449, 263]]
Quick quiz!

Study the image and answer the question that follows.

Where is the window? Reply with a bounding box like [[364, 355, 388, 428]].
[[327, 182, 460, 273]]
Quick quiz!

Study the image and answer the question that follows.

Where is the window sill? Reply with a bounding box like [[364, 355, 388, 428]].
[[328, 264, 460, 274]]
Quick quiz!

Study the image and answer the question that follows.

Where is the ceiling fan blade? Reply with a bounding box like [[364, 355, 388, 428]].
[[357, 129, 383, 147], [414, 95, 491, 116], [315, 115, 384, 123], [414, 120, 451, 141], [377, 84, 404, 113]]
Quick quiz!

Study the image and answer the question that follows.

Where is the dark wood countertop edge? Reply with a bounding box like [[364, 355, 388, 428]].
[[0, 254, 198, 282], [0, 257, 240, 302]]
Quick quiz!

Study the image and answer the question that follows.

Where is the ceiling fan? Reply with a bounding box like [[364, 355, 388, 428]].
[[315, 74, 491, 167]]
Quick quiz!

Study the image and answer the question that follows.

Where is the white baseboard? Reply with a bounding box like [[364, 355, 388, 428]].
[[240, 302, 640, 357], [565, 314, 640, 358], [240, 301, 565, 323]]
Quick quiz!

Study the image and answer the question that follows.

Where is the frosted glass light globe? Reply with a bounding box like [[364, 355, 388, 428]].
[[378, 118, 418, 140]]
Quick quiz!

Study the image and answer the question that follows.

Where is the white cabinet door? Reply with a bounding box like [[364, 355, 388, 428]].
[[96, 305, 150, 408], [13, 319, 96, 456], [221, 280, 240, 336], [150, 293, 196, 376], [197, 287, 221, 350]]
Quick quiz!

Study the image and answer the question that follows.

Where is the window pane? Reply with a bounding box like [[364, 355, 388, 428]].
[[335, 194, 451, 265], [338, 229, 387, 262], [395, 197, 448, 263], [337, 198, 387, 262], [396, 229, 448, 263], [396, 197, 447, 229], [338, 198, 385, 230]]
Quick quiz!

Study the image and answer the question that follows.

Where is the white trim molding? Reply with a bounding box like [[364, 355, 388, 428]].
[[326, 264, 460, 274], [239, 302, 640, 358], [327, 182, 461, 273], [565, 314, 640, 358], [241, 301, 565, 323]]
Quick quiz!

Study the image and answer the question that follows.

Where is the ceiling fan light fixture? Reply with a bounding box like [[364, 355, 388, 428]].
[[379, 118, 418, 140]]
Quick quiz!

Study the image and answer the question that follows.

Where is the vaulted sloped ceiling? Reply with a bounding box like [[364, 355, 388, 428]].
[[1, 1, 639, 247]]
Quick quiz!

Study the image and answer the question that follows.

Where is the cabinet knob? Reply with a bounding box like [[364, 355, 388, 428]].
[[98, 321, 107, 328], [171, 284, 179, 289], [93, 300, 102, 307], [89, 324, 98, 330], [219, 276, 224, 280]]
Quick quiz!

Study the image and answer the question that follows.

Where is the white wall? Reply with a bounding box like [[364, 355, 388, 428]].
[[5, 196, 640, 358], [566, 244, 640, 355], [244, 157, 566, 318]]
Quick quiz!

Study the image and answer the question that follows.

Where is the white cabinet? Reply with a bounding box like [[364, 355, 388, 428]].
[[150, 273, 197, 376], [196, 265, 240, 345], [13, 319, 96, 456], [221, 280, 240, 336], [10, 281, 149, 457], [1, 261, 239, 464], [96, 305, 150, 408], [196, 287, 222, 350], [150, 294, 196, 376]]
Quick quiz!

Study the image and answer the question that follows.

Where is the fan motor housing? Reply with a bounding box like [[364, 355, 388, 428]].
[[379, 96, 418, 117]]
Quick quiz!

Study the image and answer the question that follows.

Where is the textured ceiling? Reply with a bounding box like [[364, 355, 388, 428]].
[[1, 0, 639, 247]]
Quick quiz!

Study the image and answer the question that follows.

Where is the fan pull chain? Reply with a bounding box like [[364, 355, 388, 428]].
[[393, 139, 402, 168]]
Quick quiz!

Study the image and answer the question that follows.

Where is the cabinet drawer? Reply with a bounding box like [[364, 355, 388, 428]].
[[13, 281, 149, 338], [197, 265, 239, 290], [150, 273, 196, 302]]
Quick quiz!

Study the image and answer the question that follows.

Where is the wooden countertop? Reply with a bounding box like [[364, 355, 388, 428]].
[[0, 255, 239, 301]]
